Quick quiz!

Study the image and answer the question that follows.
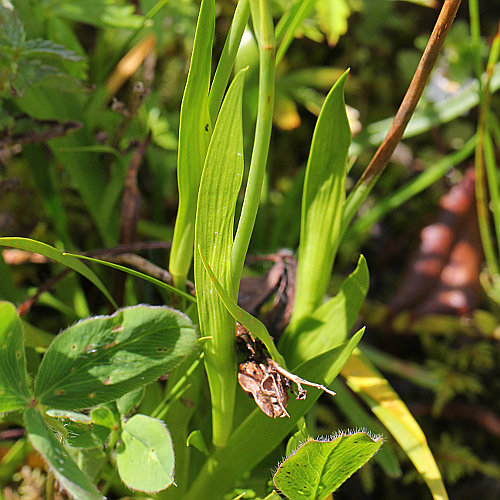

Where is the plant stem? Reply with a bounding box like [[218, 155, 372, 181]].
[[208, 0, 251, 125], [45, 470, 55, 500], [475, 20, 500, 275], [341, 0, 462, 236], [231, 0, 275, 295]]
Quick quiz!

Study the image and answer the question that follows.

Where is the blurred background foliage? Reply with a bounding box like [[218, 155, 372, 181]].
[[1, 0, 500, 498]]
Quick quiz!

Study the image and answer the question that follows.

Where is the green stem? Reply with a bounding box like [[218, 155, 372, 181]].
[[45, 470, 55, 500], [468, 0, 483, 85], [231, 0, 275, 295], [208, 0, 251, 125], [475, 21, 500, 275], [151, 352, 203, 419]]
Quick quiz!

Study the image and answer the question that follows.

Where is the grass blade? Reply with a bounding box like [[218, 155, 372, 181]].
[[169, 0, 215, 289], [0, 237, 116, 308], [63, 253, 196, 304], [197, 244, 284, 366], [208, 0, 250, 123], [281, 254, 368, 368]]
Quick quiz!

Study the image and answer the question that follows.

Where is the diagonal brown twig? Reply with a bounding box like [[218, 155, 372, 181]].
[[342, 0, 463, 233]]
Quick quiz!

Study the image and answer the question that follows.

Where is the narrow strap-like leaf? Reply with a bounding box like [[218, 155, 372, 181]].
[[194, 68, 247, 446], [169, 0, 215, 288], [0, 237, 116, 308]]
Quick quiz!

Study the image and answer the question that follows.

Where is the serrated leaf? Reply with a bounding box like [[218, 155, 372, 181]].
[[0, 238, 116, 308], [291, 70, 351, 324], [281, 254, 368, 368], [342, 349, 449, 500], [0, 302, 31, 413], [274, 431, 383, 498], [0, 5, 25, 48], [117, 414, 175, 493], [11, 60, 57, 95], [34, 305, 197, 410], [24, 406, 103, 500]]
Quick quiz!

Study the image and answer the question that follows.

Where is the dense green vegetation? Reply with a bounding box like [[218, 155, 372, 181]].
[[0, 0, 499, 499]]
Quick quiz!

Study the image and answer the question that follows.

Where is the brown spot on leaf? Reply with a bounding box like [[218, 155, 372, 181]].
[[181, 398, 195, 408]]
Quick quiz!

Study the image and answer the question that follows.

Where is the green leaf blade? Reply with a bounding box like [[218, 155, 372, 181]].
[[169, 0, 215, 287], [274, 431, 383, 499], [63, 253, 196, 304], [34, 305, 197, 410], [50, 1, 145, 29], [117, 414, 175, 493], [292, 70, 351, 324], [281, 254, 368, 368], [0, 302, 31, 413], [194, 68, 247, 446]]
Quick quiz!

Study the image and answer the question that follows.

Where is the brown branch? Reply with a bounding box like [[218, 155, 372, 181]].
[[17, 268, 71, 316], [110, 253, 195, 295], [359, 0, 462, 188], [342, 0, 462, 230], [119, 132, 152, 246], [114, 132, 152, 304], [0, 120, 81, 149]]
